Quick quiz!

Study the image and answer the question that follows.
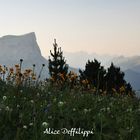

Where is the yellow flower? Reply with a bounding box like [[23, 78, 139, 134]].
[[2, 70, 6, 74], [15, 64, 19, 68], [25, 69, 32, 74], [50, 77, 55, 81], [82, 79, 89, 85], [59, 73, 65, 81], [9, 68, 14, 74], [0, 67, 3, 72], [32, 75, 36, 80], [120, 86, 125, 93]]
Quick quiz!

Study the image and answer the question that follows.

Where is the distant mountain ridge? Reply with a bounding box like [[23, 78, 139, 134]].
[[0, 32, 78, 80], [0, 32, 139, 89]]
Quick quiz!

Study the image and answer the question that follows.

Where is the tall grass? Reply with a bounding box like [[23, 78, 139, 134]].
[[0, 64, 139, 140]]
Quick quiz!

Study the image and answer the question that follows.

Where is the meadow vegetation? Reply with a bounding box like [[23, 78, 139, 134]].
[[0, 40, 139, 140]]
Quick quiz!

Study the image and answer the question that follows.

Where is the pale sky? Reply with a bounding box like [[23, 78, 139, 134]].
[[0, 0, 140, 57]]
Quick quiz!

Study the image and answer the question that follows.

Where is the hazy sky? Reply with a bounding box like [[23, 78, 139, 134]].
[[0, 0, 140, 57]]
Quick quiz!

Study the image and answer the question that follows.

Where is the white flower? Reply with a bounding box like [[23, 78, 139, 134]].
[[5, 106, 10, 111], [20, 90, 23, 93], [37, 93, 40, 97], [17, 104, 20, 108], [30, 100, 34, 104], [29, 123, 33, 126], [42, 122, 49, 127], [23, 125, 27, 129], [126, 108, 132, 112], [3, 96, 7, 101], [58, 101, 64, 107], [73, 108, 76, 111], [84, 109, 88, 114], [107, 107, 110, 112]]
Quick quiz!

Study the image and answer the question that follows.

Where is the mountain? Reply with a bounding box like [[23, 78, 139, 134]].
[[124, 69, 140, 90], [0, 32, 140, 89], [64, 51, 115, 69], [0, 32, 49, 79], [0, 32, 78, 79], [111, 56, 140, 71]]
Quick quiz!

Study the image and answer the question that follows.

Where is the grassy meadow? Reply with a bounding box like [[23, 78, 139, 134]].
[[0, 64, 140, 140]]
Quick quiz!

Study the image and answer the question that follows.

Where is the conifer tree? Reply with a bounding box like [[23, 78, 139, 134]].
[[79, 59, 106, 90], [105, 63, 126, 92], [48, 39, 68, 82]]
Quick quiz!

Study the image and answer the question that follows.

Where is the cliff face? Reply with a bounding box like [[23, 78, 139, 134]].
[[0, 32, 49, 79]]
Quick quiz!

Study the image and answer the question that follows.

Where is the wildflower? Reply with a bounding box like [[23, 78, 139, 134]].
[[5, 106, 10, 111], [29, 123, 33, 126], [82, 79, 89, 85], [17, 104, 20, 108], [59, 73, 65, 81], [32, 75, 36, 80], [107, 107, 110, 111], [23, 125, 27, 129], [50, 77, 54, 81], [3, 96, 7, 101], [120, 86, 125, 93], [37, 93, 40, 97], [25, 69, 32, 74], [84, 108, 88, 114], [30, 100, 34, 104], [20, 90, 23, 93], [126, 108, 132, 112], [15, 64, 19, 68], [73, 108, 76, 111], [2, 70, 6, 74], [58, 101, 64, 107], [42, 122, 49, 127]]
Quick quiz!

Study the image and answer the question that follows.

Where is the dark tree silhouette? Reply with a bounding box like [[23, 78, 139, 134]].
[[79, 59, 106, 90], [105, 63, 126, 93], [48, 39, 68, 82]]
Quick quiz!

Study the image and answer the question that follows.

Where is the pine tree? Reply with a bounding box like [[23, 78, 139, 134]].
[[79, 59, 106, 90], [105, 63, 126, 93], [48, 39, 68, 82]]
